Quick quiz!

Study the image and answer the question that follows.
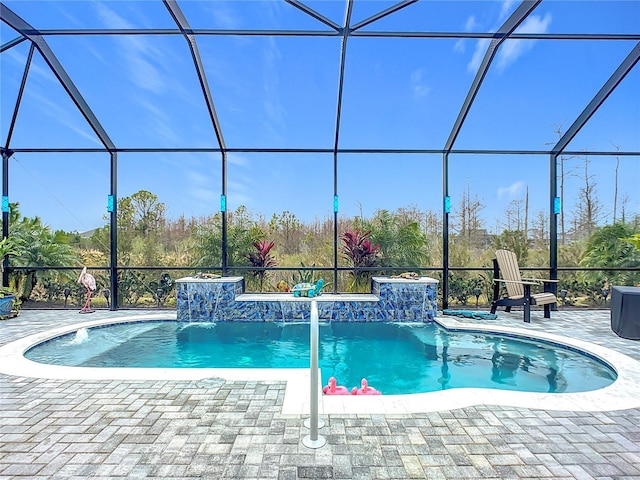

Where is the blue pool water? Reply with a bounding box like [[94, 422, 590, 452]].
[[25, 321, 617, 395]]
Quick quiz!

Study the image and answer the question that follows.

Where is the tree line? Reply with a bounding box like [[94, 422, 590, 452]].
[[1, 180, 639, 306]]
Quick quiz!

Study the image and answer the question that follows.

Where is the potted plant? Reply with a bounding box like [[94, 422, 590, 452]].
[[0, 285, 20, 319]]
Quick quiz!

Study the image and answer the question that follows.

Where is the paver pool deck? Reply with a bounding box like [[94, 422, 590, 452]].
[[1, 308, 639, 479]]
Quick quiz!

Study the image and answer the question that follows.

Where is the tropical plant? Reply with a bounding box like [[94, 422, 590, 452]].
[[285, 262, 330, 293], [148, 273, 174, 306], [447, 273, 490, 306], [448, 273, 471, 305], [247, 240, 277, 291], [116, 266, 150, 306], [0, 233, 22, 315], [193, 206, 265, 270], [0, 237, 19, 275], [621, 234, 640, 251], [356, 209, 429, 269], [0, 236, 21, 315], [41, 276, 67, 304], [579, 223, 640, 287], [341, 228, 380, 291], [3, 204, 79, 301], [290, 262, 316, 285], [192, 217, 222, 268]]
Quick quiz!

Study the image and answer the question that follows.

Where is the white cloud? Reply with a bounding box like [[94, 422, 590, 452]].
[[186, 169, 209, 184], [466, 12, 552, 74], [499, 0, 518, 22], [453, 16, 478, 54], [497, 181, 526, 199], [170, 157, 224, 207], [410, 69, 430, 98], [94, 3, 166, 94], [6, 49, 54, 82], [261, 38, 286, 140], [136, 99, 180, 145], [224, 155, 255, 209], [518, 13, 553, 37], [227, 179, 254, 209], [496, 13, 552, 72], [24, 87, 103, 146], [465, 15, 478, 31], [227, 153, 248, 167], [189, 186, 217, 205], [467, 38, 490, 73], [264, 0, 287, 23], [205, 2, 240, 30], [127, 54, 166, 94], [5, 44, 105, 146]]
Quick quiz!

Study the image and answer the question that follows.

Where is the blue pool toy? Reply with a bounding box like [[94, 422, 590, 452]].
[[292, 278, 324, 298]]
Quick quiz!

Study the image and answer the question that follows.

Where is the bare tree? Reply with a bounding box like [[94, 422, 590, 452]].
[[621, 194, 629, 223], [548, 124, 577, 245], [569, 155, 603, 241], [452, 183, 485, 246], [502, 198, 526, 231], [396, 205, 424, 226], [525, 186, 529, 238], [423, 210, 441, 237], [500, 186, 529, 234], [611, 142, 620, 223], [530, 209, 548, 247]]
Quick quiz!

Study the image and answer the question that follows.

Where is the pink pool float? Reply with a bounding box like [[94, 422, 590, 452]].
[[351, 378, 382, 395], [322, 376, 350, 395]]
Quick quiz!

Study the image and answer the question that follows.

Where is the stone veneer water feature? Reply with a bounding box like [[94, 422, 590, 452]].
[[176, 276, 439, 322]]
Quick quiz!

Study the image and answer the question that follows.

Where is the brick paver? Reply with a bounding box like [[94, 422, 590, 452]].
[[1, 309, 640, 479]]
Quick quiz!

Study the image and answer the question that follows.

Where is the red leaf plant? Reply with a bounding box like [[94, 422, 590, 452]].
[[340, 229, 380, 291], [247, 240, 277, 291]]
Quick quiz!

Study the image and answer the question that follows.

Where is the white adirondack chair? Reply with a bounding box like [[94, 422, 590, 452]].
[[490, 249, 558, 323]]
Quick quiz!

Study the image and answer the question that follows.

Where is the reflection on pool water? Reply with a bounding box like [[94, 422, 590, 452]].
[[25, 321, 617, 395]]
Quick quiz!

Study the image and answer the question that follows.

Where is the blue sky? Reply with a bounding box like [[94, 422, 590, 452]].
[[1, 0, 639, 234]]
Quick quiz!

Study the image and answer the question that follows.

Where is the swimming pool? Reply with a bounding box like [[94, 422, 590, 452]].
[[24, 320, 616, 395]]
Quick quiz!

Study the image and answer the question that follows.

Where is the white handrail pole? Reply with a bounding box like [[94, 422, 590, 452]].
[[310, 300, 319, 436], [302, 299, 326, 448]]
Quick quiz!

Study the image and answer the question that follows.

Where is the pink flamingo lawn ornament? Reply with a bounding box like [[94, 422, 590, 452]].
[[78, 267, 96, 314]]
